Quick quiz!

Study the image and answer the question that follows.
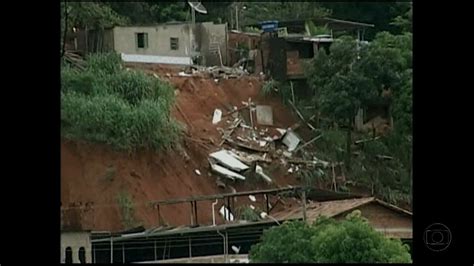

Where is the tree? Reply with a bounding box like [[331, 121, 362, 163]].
[[391, 2, 412, 33], [240, 2, 331, 27], [248, 220, 317, 263], [307, 37, 376, 168], [319, 2, 411, 39], [249, 212, 412, 263]]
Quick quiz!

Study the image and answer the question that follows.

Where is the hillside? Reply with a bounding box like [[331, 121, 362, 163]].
[[61, 69, 310, 231]]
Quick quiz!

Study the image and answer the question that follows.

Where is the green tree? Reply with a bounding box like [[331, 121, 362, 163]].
[[307, 37, 376, 168], [391, 2, 412, 33], [240, 2, 330, 27], [249, 213, 411, 263], [319, 2, 411, 39], [249, 220, 317, 263]]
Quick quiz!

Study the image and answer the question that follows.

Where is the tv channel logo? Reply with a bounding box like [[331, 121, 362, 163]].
[[423, 223, 452, 252]]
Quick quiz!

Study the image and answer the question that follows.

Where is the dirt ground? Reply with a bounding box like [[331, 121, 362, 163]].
[[61, 67, 312, 231]]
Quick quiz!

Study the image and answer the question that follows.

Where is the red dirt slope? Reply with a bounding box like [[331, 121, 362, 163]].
[[61, 74, 309, 231]]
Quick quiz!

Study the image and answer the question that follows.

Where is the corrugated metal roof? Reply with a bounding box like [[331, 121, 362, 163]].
[[271, 197, 412, 223]]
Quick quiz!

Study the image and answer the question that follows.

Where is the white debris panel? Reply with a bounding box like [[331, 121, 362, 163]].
[[212, 109, 223, 124], [121, 53, 193, 65], [282, 130, 301, 152], [255, 164, 272, 183], [210, 162, 246, 181], [209, 149, 249, 171], [219, 205, 235, 221]]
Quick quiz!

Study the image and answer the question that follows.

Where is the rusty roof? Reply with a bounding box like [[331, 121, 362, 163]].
[[271, 197, 412, 223]]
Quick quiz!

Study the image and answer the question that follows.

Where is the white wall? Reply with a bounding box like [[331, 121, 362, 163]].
[[60, 231, 92, 263], [113, 24, 193, 57]]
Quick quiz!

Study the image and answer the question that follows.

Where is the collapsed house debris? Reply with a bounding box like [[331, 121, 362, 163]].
[[177, 65, 250, 80], [201, 96, 344, 191], [209, 149, 249, 172], [282, 130, 301, 151], [210, 162, 246, 181]]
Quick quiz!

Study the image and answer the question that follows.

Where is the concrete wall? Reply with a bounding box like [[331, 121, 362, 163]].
[[61, 231, 92, 263], [113, 25, 193, 57], [199, 22, 228, 66], [112, 23, 227, 66]]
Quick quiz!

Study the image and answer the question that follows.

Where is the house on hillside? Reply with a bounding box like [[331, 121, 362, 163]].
[[271, 197, 413, 240], [68, 21, 228, 67], [227, 30, 263, 74], [246, 18, 374, 81], [61, 230, 92, 263]]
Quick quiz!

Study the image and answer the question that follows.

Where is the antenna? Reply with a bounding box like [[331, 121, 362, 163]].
[[187, 1, 207, 14]]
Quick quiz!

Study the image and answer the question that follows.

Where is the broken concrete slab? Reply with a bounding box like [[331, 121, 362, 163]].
[[210, 162, 246, 181], [212, 109, 223, 124], [225, 138, 271, 152], [282, 130, 301, 152], [209, 149, 249, 171], [256, 165, 272, 183], [256, 105, 274, 126]]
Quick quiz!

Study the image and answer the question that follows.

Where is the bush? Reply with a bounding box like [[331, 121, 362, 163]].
[[61, 53, 182, 151], [86, 52, 122, 75], [249, 213, 412, 263]]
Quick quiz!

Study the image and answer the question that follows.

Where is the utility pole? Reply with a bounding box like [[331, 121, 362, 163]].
[[235, 4, 239, 31], [302, 189, 307, 222]]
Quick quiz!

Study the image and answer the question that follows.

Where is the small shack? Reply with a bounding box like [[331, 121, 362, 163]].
[[271, 197, 413, 239]]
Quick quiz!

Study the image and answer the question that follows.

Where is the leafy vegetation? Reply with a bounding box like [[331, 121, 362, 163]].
[[61, 53, 182, 151], [302, 29, 412, 204], [117, 191, 139, 229], [249, 212, 411, 263], [237, 206, 261, 222]]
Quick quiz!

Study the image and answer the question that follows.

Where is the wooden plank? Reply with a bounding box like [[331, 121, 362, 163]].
[[176, 103, 193, 130], [293, 134, 323, 152], [222, 105, 249, 117], [151, 186, 302, 206], [288, 100, 317, 131]]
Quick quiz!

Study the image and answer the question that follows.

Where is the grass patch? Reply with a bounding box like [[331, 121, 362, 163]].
[[61, 53, 182, 151], [117, 191, 139, 229]]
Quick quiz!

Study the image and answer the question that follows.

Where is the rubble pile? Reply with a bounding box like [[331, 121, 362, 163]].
[[205, 98, 332, 189], [178, 65, 249, 80]]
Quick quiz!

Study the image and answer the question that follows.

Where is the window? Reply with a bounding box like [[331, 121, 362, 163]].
[[170, 37, 179, 50], [136, 33, 148, 49], [78, 247, 86, 264], [65, 247, 73, 264]]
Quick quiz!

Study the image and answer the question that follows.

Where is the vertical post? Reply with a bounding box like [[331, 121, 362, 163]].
[[85, 25, 88, 55], [225, 231, 229, 263], [93, 247, 96, 263], [194, 200, 198, 225], [235, 5, 239, 31], [190, 201, 194, 225], [154, 240, 157, 261], [156, 204, 161, 227], [290, 82, 295, 105], [189, 237, 192, 258], [110, 236, 113, 264], [162, 240, 167, 260], [122, 244, 125, 263], [227, 197, 231, 222], [302, 189, 307, 222], [265, 194, 269, 214]]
